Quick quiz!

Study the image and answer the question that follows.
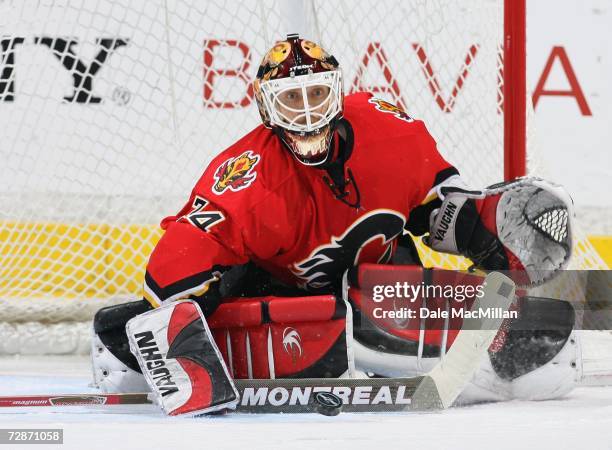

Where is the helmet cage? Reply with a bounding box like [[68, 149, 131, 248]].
[[259, 70, 342, 133]]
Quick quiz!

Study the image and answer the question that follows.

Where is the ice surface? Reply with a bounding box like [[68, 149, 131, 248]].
[[1, 356, 611, 450]]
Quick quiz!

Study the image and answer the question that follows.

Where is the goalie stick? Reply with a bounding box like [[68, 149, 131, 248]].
[[0, 272, 514, 414]]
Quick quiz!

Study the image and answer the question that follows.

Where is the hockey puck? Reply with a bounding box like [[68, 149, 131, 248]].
[[314, 392, 342, 416]]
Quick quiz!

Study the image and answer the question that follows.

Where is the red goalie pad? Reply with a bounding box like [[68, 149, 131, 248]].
[[207, 295, 349, 379], [351, 264, 488, 349]]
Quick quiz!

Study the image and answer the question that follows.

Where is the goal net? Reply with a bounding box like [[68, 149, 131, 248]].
[[0, 0, 608, 364]]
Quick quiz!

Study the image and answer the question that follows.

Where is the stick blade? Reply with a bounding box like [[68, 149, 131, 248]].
[[412, 271, 516, 410], [410, 375, 444, 411]]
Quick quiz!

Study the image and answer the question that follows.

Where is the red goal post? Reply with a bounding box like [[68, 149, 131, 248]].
[[504, 0, 526, 180]]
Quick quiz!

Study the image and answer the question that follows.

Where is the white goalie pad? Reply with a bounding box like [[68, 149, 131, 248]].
[[126, 300, 238, 416], [90, 331, 149, 394]]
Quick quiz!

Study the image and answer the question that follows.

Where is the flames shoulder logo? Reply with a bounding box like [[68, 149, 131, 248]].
[[368, 97, 414, 123], [212, 150, 261, 195], [293, 210, 405, 290]]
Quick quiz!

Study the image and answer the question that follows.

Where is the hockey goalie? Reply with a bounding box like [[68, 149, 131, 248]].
[[91, 35, 578, 415]]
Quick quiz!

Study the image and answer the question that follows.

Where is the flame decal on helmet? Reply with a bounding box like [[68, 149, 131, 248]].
[[368, 97, 414, 123], [259, 41, 292, 82], [300, 40, 337, 70], [212, 150, 261, 195]]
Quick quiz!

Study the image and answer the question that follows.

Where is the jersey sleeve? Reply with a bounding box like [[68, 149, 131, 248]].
[[143, 124, 287, 312], [143, 185, 250, 313], [349, 93, 460, 211], [404, 128, 465, 236], [354, 94, 462, 236], [412, 125, 461, 202]]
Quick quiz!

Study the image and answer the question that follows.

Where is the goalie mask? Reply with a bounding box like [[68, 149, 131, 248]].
[[254, 34, 343, 166]]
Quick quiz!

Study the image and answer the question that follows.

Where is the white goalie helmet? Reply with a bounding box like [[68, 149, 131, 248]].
[[254, 34, 344, 166]]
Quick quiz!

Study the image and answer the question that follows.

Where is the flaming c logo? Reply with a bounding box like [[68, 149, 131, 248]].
[[368, 97, 414, 123], [212, 150, 260, 195], [293, 211, 405, 290]]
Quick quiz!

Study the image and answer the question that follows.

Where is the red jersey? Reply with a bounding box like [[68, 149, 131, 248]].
[[143, 92, 457, 307]]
